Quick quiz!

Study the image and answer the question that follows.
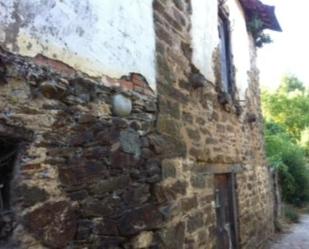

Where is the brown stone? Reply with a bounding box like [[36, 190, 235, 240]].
[[123, 184, 150, 206], [118, 204, 164, 236], [216, 124, 225, 132], [24, 201, 76, 248], [68, 131, 94, 146], [154, 180, 187, 203], [16, 185, 49, 208], [196, 117, 206, 126], [95, 218, 119, 236], [160, 99, 181, 119], [157, 115, 181, 138], [191, 174, 206, 189], [155, 24, 173, 46], [58, 160, 107, 186], [182, 111, 194, 124], [81, 197, 122, 218], [186, 128, 201, 141], [149, 133, 187, 158], [89, 175, 131, 195], [181, 196, 198, 212], [75, 219, 93, 241], [39, 80, 67, 99], [187, 212, 204, 233], [161, 159, 177, 179], [158, 222, 185, 249], [205, 137, 217, 145], [111, 150, 140, 169], [189, 147, 210, 162]]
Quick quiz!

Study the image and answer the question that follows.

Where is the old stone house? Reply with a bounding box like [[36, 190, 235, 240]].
[[0, 0, 281, 248]]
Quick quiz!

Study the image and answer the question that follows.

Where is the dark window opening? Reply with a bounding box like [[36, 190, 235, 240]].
[[0, 138, 18, 211], [218, 11, 233, 95]]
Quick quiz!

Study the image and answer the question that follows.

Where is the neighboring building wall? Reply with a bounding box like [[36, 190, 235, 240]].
[[0, 0, 274, 249]]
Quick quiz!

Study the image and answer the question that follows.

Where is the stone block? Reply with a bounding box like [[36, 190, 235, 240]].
[[16, 185, 49, 208], [58, 161, 107, 186], [159, 99, 181, 119], [96, 128, 119, 146], [181, 196, 198, 212], [187, 212, 204, 233], [81, 197, 122, 218], [23, 201, 76, 248], [157, 115, 181, 138], [182, 111, 194, 124], [159, 202, 182, 219], [89, 175, 130, 195], [154, 180, 187, 203], [95, 218, 119, 236], [131, 231, 154, 248], [157, 222, 185, 249], [149, 134, 187, 158], [189, 148, 210, 162], [118, 205, 164, 236], [110, 150, 140, 169], [119, 128, 142, 159], [75, 219, 94, 241], [161, 159, 177, 179], [122, 184, 150, 206], [39, 80, 68, 100], [191, 175, 206, 189], [186, 128, 201, 141], [68, 130, 94, 147]]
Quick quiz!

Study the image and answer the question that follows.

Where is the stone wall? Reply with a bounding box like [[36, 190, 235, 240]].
[[0, 50, 161, 249], [153, 0, 274, 248], [0, 0, 275, 248]]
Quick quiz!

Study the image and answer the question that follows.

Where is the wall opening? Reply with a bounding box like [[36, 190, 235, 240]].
[[0, 138, 18, 211], [0, 137, 18, 241], [215, 173, 239, 249]]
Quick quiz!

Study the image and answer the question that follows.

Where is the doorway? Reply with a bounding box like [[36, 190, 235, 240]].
[[0, 137, 18, 241], [215, 173, 239, 249]]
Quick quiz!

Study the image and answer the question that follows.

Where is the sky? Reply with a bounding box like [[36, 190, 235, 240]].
[[257, 0, 309, 91]]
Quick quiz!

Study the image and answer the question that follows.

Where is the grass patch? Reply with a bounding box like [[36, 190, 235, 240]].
[[284, 205, 300, 223]]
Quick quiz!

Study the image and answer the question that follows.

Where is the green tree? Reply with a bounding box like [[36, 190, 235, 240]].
[[262, 76, 309, 206], [262, 76, 309, 140], [264, 121, 309, 205], [278, 75, 305, 94]]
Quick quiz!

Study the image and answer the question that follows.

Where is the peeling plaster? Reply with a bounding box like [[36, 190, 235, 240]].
[[0, 0, 156, 90]]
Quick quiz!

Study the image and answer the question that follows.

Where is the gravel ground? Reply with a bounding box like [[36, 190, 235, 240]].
[[269, 215, 309, 249]]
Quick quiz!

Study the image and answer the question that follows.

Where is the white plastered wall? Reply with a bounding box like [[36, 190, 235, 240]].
[[0, 0, 156, 90], [191, 0, 251, 100]]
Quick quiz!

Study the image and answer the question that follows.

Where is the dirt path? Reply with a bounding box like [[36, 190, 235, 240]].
[[270, 215, 309, 249]]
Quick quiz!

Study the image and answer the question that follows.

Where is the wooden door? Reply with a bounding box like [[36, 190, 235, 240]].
[[215, 174, 239, 249]]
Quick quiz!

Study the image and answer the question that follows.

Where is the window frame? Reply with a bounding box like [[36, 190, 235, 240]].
[[218, 8, 235, 97]]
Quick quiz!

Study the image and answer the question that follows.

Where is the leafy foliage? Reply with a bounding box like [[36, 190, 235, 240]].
[[247, 14, 273, 48], [262, 76, 309, 139], [278, 75, 306, 93], [262, 76, 309, 206]]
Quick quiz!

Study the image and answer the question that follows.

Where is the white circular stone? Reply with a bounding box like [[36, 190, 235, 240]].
[[112, 94, 132, 117]]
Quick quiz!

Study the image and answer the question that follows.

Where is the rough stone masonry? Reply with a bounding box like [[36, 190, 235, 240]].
[[0, 0, 280, 249]]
